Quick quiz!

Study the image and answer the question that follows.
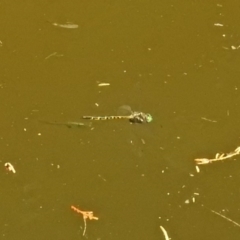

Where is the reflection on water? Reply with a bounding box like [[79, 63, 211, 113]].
[[39, 120, 89, 129]]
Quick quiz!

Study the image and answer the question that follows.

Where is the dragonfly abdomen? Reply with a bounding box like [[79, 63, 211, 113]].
[[82, 116, 129, 120]]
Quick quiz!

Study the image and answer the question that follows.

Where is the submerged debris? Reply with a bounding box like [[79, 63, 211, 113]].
[[201, 117, 217, 123], [45, 52, 64, 60]]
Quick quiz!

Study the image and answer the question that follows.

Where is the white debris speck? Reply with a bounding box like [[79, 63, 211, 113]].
[[231, 45, 240, 50], [5, 162, 16, 173], [214, 23, 224, 27], [52, 22, 79, 29], [98, 83, 110, 87], [185, 199, 190, 204]]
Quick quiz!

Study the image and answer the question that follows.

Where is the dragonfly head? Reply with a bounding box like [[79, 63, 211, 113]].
[[145, 114, 153, 123]]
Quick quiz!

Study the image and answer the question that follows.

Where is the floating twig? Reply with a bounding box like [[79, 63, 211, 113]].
[[211, 209, 240, 228], [160, 226, 170, 240], [194, 146, 240, 165], [71, 205, 98, 236]]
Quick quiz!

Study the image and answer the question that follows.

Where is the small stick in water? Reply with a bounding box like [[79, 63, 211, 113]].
[[160, 226, 170, 240]]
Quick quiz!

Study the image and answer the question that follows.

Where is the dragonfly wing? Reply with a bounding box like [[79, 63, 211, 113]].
[[117, 105, 132, 116]]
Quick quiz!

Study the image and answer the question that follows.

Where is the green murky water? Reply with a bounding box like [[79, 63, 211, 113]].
[[1, 1, 240, 239]]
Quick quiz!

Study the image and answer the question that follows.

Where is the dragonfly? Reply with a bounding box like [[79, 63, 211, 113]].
[[39, 120, 88, 128], [82, 105, 153, 124]]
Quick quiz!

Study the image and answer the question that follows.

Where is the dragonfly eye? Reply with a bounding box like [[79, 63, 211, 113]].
[[146, 114, 153, 123]]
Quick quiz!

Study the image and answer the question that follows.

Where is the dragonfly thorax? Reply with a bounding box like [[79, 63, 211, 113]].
[[129, 112, 153, 123]]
